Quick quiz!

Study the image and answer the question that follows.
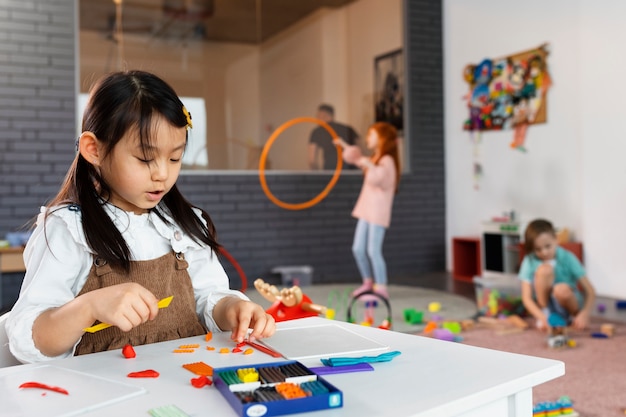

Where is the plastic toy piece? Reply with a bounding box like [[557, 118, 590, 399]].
[[183, 361, 213, 376], [600, 323, 614, 337], [122, 344, 136, 359], [83, 296, 174, 333], [173, 349, 195, 353], [428, 302, 441, 312], [127, 369, 160, 378], [19, 381, 69, 395], [254, 278, 323, 322], [423, 321, 438, 334], [403, 308, 424, 324], [190, 375, 212, 388]]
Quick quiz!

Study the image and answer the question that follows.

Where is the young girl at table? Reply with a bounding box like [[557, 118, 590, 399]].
[[7, 70, 275, 363], [518, 219, 595, 331], [335, 122, 400, 299]]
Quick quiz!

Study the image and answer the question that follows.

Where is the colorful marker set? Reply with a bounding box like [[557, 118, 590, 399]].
[[213, 361, 343, 417]]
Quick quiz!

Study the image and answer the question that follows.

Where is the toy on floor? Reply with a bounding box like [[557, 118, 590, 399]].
[[546, 313, 575, 349], [346, 290, 392, 330], [254, 278, 332, 322], [533, 396, 579, 416]]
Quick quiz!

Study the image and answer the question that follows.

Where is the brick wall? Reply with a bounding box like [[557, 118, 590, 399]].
[[0, 0, 444, 305]]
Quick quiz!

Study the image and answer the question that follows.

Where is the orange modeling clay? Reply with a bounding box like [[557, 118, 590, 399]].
[[127, 370, 160, 378], [19, 382, 69, 395], [183, 361, 213, 376]]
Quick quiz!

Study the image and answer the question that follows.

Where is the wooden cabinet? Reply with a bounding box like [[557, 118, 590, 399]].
[[452, 237, 481, 282], [0, 247, 25, 273]]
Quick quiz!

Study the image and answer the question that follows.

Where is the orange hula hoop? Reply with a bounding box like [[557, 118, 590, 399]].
[[259, 117, 343, 210]]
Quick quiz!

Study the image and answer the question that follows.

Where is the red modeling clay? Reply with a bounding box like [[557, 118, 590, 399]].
[[190, 375, 212, 388], [127, 370, 160, 378], [122, 344, 136, 359], [19, 382, 69, 395]]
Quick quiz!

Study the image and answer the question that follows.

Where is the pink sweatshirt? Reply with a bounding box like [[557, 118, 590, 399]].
[[351, 154, 397, 228]]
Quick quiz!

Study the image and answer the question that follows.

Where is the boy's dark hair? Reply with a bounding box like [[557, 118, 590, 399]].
[[318, 103, 334, 116], [524, 219, 556, 255], [48, 70, 219, 272]]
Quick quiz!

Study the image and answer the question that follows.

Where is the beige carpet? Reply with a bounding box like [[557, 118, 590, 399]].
[[245, 283, 479, 334]]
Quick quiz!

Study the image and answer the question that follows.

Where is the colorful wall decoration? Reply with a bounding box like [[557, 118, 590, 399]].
[[462, 44, 551, 152]]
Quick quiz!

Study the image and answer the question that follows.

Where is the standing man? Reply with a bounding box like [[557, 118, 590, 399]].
[[308, 104, 360, 170]]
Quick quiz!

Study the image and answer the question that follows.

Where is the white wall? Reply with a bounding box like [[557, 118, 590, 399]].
[[579, 1, 626, 298], [444, 0, 626, 298]]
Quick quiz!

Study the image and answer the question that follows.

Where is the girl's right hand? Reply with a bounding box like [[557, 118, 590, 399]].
[[83, 283, 159, 332]]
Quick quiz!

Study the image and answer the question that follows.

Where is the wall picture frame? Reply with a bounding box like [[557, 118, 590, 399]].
[[374, 48, 404, 133]]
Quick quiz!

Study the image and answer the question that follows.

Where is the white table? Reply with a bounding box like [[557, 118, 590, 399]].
[[0, 317, 563, 417]]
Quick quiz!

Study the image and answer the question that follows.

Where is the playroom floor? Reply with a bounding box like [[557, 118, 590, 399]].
[[401, 271, 626, 324]]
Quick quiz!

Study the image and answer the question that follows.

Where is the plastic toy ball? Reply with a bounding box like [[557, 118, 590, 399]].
[[428, 302, 441, 313]]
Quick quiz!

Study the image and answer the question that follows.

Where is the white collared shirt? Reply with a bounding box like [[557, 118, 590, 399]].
[[6, 203, 247, 363]]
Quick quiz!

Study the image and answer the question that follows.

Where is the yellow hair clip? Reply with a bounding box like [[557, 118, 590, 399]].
[[182, 105, 193, 129]]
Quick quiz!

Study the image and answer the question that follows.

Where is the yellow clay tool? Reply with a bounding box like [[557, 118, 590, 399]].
[[83, 296, 173, 333]]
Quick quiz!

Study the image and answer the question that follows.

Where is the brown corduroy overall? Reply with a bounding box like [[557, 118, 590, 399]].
[[75, 251, 206, 355]]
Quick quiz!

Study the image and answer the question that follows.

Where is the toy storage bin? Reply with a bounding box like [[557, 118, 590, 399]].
[[271, 265, 313, 287], [473, 272, 525, 317]]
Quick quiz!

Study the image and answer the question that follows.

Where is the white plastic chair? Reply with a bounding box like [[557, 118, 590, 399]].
[[0, 312, 21, 367]]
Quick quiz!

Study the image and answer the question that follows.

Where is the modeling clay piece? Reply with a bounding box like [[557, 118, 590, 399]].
[[205, 331, 213, 342], [245, 340, 283, 358], [83, 296, 174, 333], [122, 344, 136, 359], [190, 375, 212, 388], [178, 344, 200, 349], [127, 370, 160, 378], [173, 349, 195, 353], [321, 351, 401, 366], [19, 382, 69, 395], [183, 361, 213, 376]]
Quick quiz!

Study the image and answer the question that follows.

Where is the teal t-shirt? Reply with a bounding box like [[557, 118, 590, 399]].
[[518, 246, 586, 288]]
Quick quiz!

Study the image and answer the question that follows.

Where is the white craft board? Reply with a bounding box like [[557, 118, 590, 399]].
[[260, 323, 389, 360], [0, 365, 146, 417]]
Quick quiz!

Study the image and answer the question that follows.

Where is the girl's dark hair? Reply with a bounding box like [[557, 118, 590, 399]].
[[523, 219, 555, 255], [369, 122, 401, 193], [48, 70, 219, 271]]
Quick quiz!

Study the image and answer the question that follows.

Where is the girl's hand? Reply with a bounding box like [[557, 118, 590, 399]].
[[83, 283, 159, 332], [217, 297, 276, 343]]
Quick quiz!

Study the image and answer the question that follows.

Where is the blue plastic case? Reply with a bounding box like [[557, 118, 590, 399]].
[[213, 361, 343, 417]]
